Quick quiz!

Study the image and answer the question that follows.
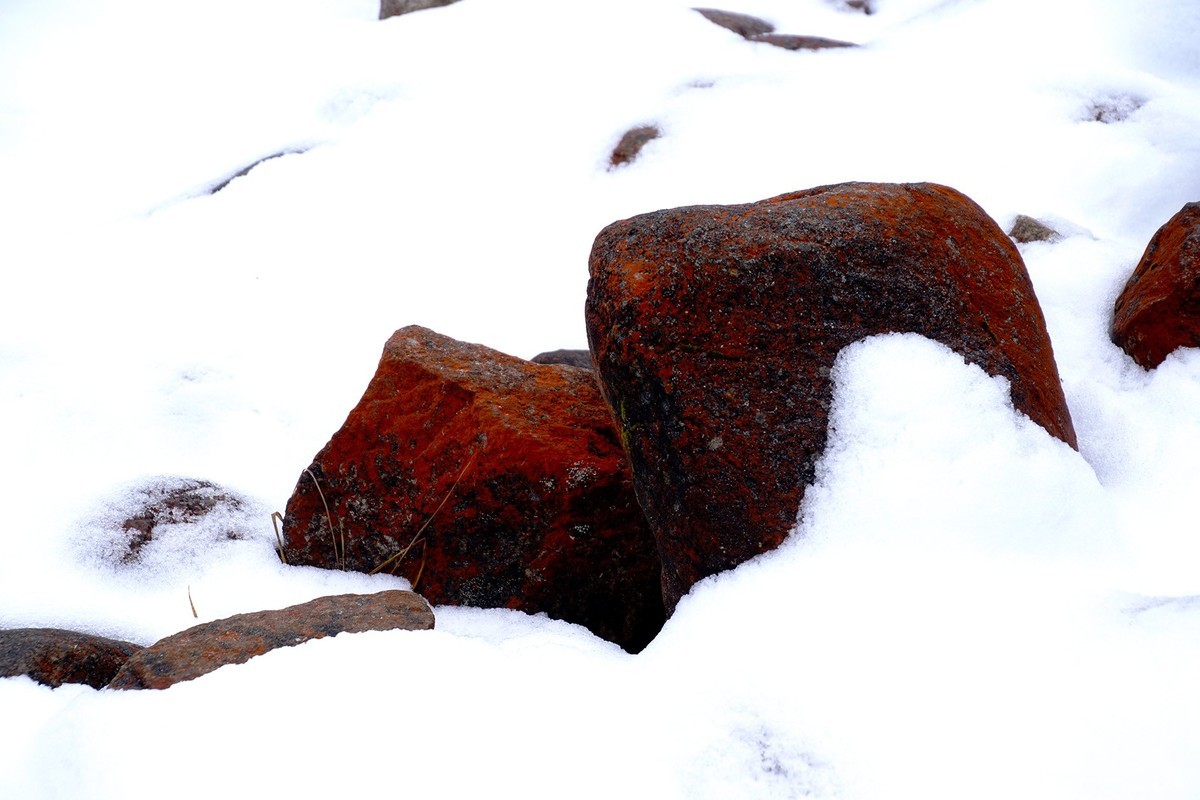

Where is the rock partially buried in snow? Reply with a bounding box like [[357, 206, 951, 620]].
[[609, 124, 662, 170], [0, 628, 142, 689], [113, 478, 248, 566], [379, 0, 459, 20], [1009, 214, 1063, 244], [1111, 202, 1200, 369], [107, 591, 433, 690], [693, 8, 775, 39], [750, 33, 857, 50], [694, 7, 857, 51], [282, 326, 664, 653], [586, 181, 1077, 613]]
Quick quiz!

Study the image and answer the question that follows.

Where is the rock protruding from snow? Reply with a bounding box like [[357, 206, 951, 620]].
[[0, 628, 142, 688], [282, 326, 664, 653], [694, 7, 857, 50], [107, 591, 433, 690], [694, 8, 775, 38], [1009, 214, 1062, 244], [380, 0, 459, 20], [586, 181, 1077, 612], [531, 349, 594, 369], [609, 125, 662, 170], [751, 33, 857, 50], [1111, 202, 1200, 368]]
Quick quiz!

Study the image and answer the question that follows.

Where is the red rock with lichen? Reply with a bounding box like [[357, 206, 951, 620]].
[[282, 326, 663, 652], [586, 181, 1076, 612], [1111, 202, 1200, 368]]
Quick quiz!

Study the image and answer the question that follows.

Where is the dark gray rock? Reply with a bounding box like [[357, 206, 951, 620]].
[[694, 8, 775, 38], [380, 0, 460, 20], [531, 349, 594, 369], [750, 33, 857, 50]]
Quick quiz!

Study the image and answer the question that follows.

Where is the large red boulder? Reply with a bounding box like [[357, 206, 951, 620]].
[[281, 326, 663, 652], [108, 591, 433, 690], [1111, 202, 1200, 368], [586, 181, 1077, 612]]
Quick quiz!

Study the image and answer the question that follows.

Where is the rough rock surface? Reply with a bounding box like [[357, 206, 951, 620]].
[[609, 124, 662, 169], [531, 349, 594, 369], [1111, 202, 1200, 368], [380, 0, 459, 20], [281, 326, 664, 652], [587, 181, 1077, 612], [108, 591, 433, 690], [0, 628, 142, 688]]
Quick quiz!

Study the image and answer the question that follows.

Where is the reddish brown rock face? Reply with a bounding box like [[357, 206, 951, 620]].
[[586, 181, 1076, 612], [109, 591, 432, 690], [1111, 202, 1200, 368], [282, 326, 663, 652], [0, 628, 142, 689]]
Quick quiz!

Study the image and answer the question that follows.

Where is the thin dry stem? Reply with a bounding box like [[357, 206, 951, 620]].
[[271, 511, 288, 564], [305, 468, 344, 569]]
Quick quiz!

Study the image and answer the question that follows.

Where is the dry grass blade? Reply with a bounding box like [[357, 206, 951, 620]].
[[187, 585, 198, 619], [271, 511, 288, 564], [305, 468, 344, 569], [371, 449, 479, 576]]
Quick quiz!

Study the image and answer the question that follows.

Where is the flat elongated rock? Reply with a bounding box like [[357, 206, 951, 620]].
[[1111, 202, 1200, 368], [108, 591, 433, 690], [282, 326, 664, 653], [749, 33, 857, 50], [0, 628, 141, 688], [587, 181, 1076, 612]]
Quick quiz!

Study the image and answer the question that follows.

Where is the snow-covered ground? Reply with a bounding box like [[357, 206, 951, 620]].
[[3, 0, 1200, 796]]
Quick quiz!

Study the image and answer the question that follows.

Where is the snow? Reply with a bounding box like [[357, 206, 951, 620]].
[[2, 0, 1200, 797]]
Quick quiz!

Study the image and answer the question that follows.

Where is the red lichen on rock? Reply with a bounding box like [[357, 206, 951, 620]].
[[281, 326, 663, 652]]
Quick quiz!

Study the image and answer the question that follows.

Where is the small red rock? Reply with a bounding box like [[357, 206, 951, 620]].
[[107, 591, 433, 690], [1111, 202, 1200, 368], [282, 326, 663, 652], [587, 181, 1077, 613]]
